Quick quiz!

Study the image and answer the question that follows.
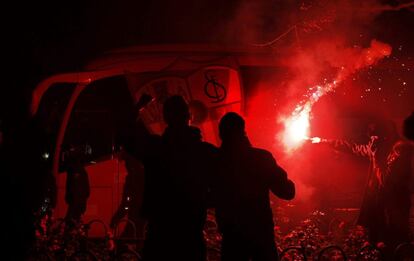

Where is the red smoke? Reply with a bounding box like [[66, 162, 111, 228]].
[[225, 0, 408, 218], [335, 39, 392, 81], [278, 39, 392, 152]]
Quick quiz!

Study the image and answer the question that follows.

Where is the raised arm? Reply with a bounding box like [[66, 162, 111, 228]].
[[324, 137, 375, 158], [121, 94, 155, 160]]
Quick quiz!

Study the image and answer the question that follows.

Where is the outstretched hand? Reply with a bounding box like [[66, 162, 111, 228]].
[[306, 137, 329, 144]]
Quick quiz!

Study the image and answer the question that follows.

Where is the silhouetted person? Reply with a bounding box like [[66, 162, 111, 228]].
[[319, 120, 398, 243], [404, 111, 414, 142], [213, 112, 295, 261], [384, 142, 413, 250], [140, 96, 217, 261], [382, 111, 414, 251], [110, 148, 146, 239], [0, 119, 3, 148], [404, 111, 414, 240], [64, 145, 90, 226]]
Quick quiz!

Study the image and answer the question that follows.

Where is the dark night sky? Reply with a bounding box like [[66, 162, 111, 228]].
[[2, 0, 413, 122], [2, 0, 238, 119]]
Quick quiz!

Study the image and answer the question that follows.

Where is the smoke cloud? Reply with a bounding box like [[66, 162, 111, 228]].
[[225, 0, 407, 214]]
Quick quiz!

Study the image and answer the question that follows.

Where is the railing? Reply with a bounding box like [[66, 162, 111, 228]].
[[30, 216, 142, 260], [30, 210, 414, 261]]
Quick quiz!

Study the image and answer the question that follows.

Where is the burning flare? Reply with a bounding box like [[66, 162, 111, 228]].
[[280, 82, 337, 151], [278, 40, 391, 153], [282, 103, 311, 149]]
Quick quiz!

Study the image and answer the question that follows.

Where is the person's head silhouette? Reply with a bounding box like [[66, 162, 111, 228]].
[[403, 111, 414, 141], [163, 95, 190, 127], [219, 112, 246, 142], [367, 119, 398, 141]]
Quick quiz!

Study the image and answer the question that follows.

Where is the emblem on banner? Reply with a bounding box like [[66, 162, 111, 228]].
[[204, 72, 227, 103]]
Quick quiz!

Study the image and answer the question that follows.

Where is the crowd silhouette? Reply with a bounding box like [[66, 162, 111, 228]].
[[116, 95, 297, 261], [127, 96, 297, 261], [8, 92, 414, 261]]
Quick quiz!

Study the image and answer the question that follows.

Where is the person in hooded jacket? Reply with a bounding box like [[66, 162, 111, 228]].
[[213, 112, 295, 261]]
